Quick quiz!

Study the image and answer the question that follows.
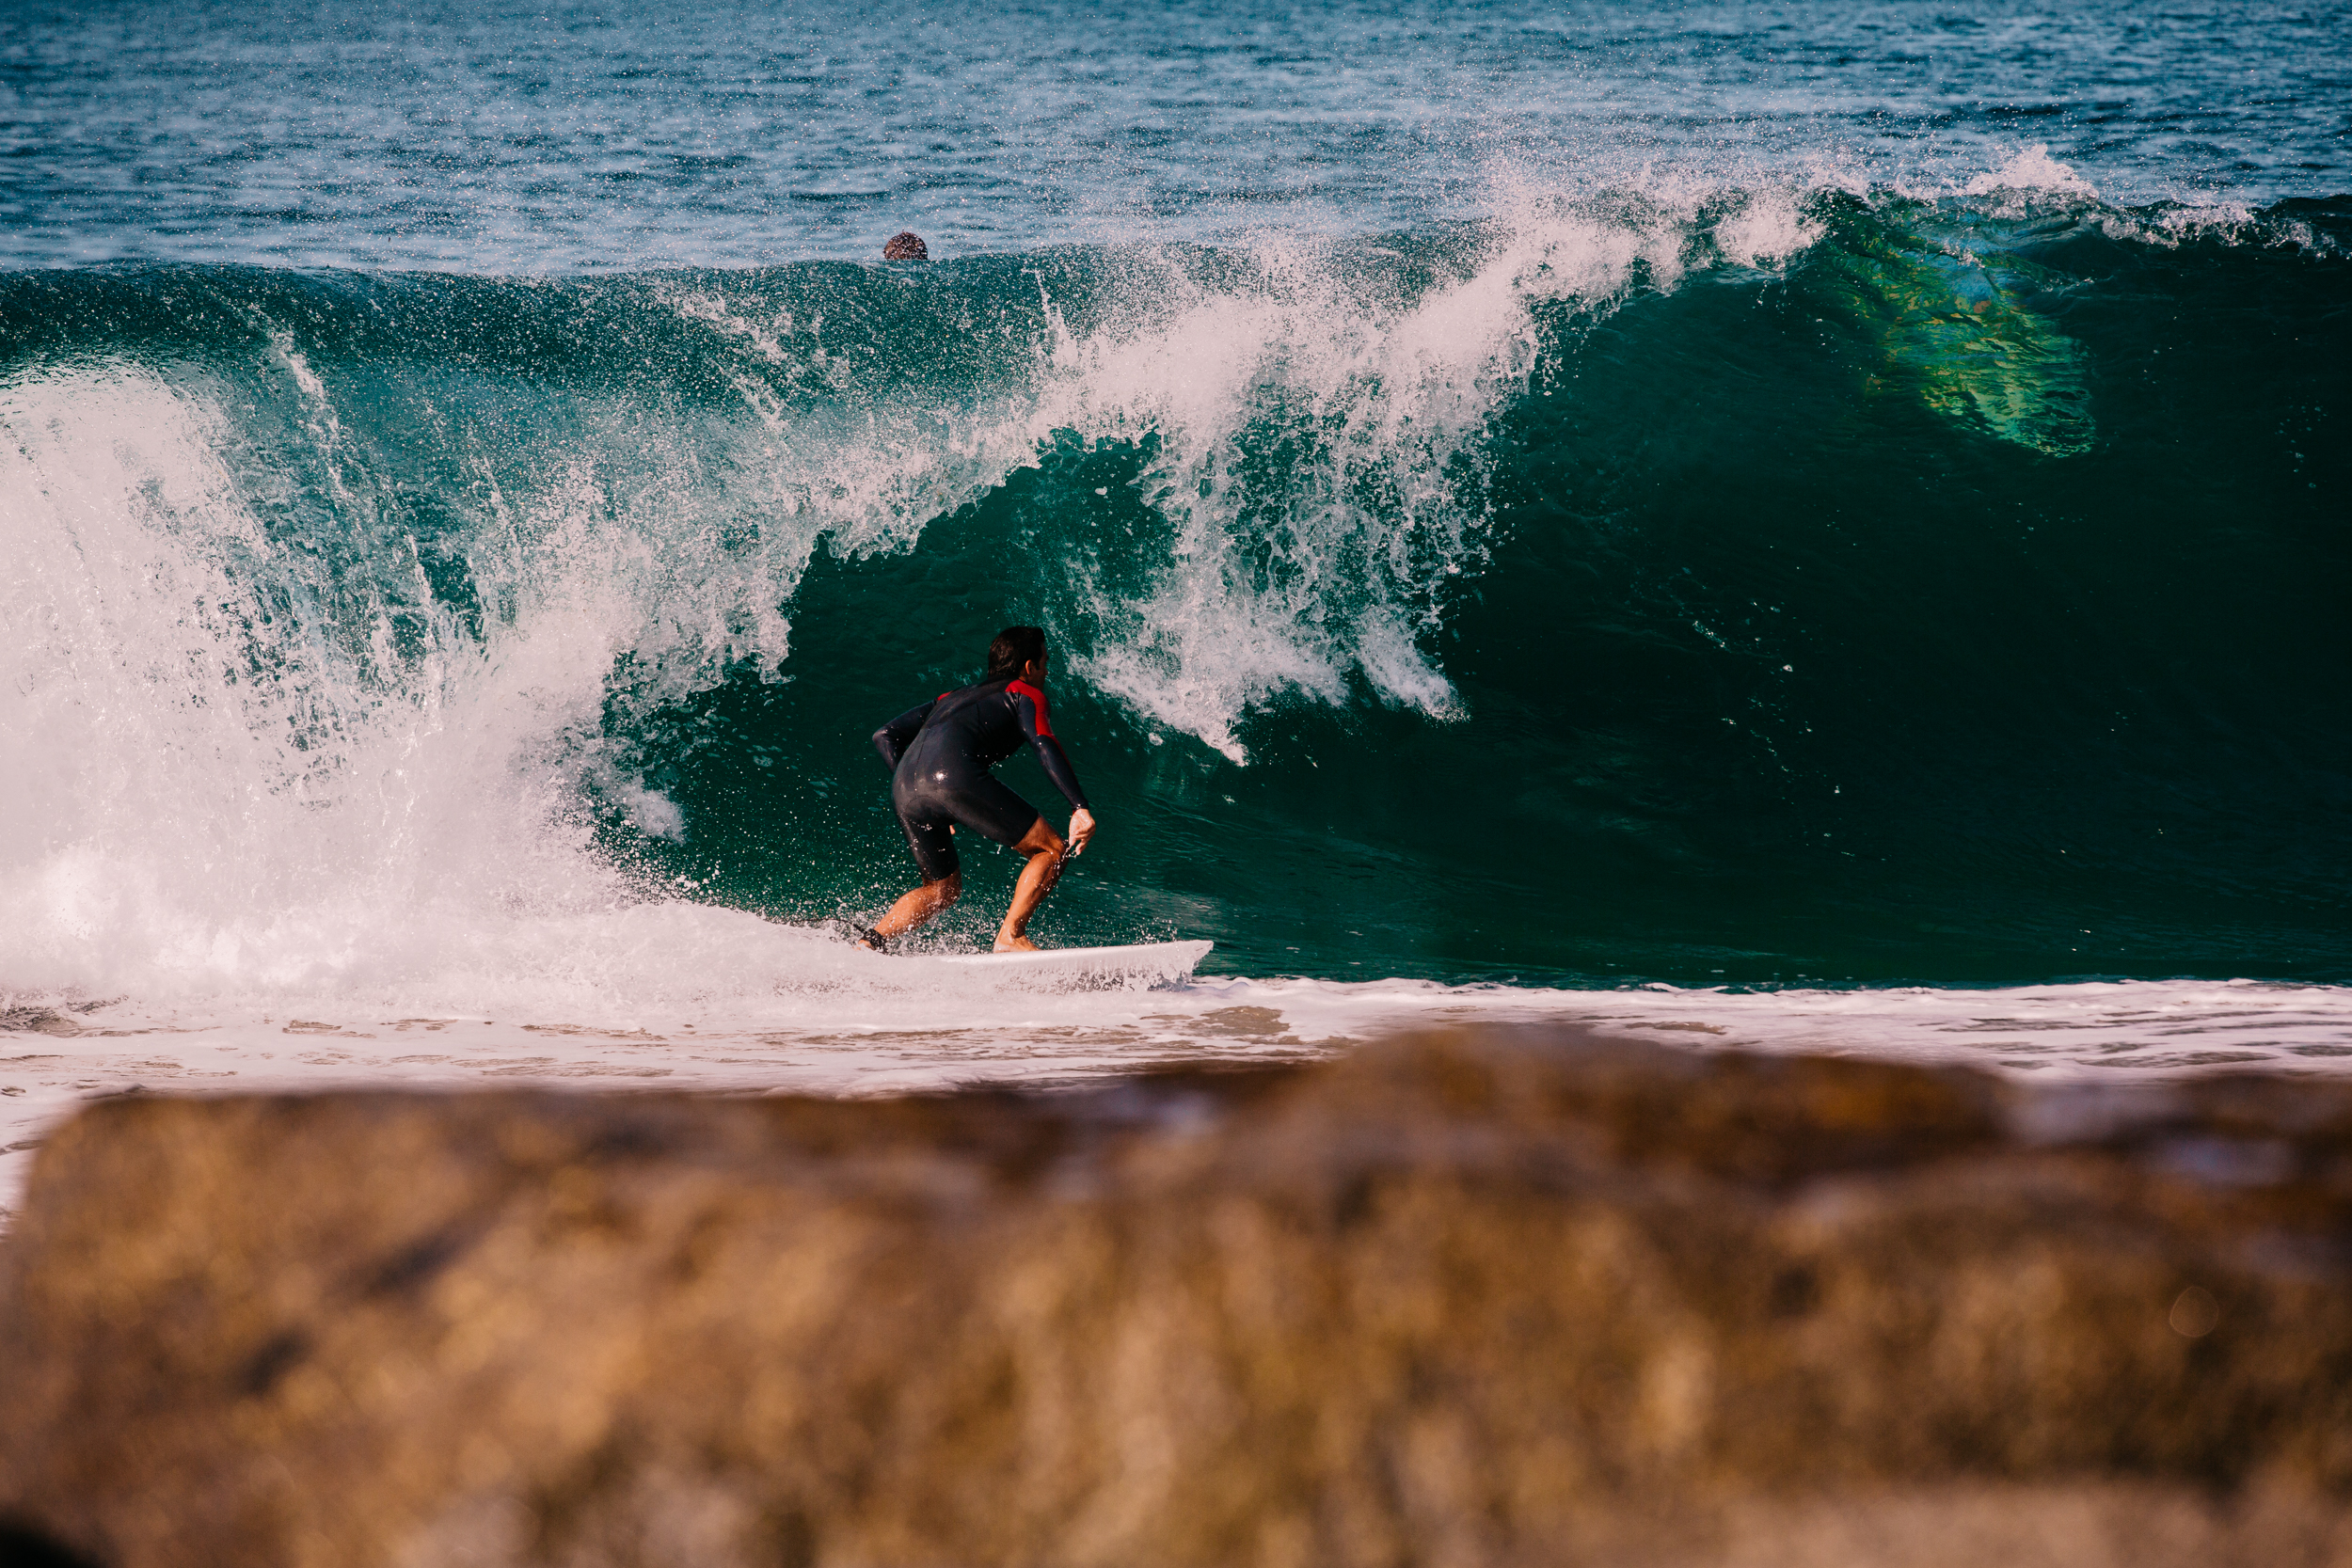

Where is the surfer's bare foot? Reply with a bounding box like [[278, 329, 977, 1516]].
[[993, 934, 1041, 952]]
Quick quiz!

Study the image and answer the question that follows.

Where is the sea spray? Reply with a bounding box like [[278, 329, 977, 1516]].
[[0, 209, 1682, 995], [0, 183, 2346, 1016]]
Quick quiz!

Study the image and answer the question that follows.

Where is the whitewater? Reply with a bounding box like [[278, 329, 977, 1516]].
[[5, 0, 2349, 1217]]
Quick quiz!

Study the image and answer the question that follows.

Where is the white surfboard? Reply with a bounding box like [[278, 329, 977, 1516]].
[[937, 939, 1212, 990]]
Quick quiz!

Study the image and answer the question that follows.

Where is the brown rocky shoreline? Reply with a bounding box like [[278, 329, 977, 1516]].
[[3, 1026, 2349, 1567]]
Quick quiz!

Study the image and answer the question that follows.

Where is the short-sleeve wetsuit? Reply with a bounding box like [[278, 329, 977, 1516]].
[[873, 676, 1089, 881]]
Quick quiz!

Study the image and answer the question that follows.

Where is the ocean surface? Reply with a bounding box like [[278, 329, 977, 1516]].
[[5, 0, 2350, 1211]]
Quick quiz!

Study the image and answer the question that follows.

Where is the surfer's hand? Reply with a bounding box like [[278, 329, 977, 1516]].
[[1066, 808, 1097, 857]]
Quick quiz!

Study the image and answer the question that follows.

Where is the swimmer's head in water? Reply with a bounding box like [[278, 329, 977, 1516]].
[[985, 625, 1046, 682], [882, 231, 930, 261]]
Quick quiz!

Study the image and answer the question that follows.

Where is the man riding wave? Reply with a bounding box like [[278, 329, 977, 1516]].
[[860, 626, 1097, 952]]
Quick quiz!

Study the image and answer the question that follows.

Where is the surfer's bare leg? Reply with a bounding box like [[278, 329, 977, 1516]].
[[875, 871, 960, 940], [994, 817, 1066, 952]]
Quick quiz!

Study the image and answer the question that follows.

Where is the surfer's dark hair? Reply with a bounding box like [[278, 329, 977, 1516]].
[[985, 626, 1047, 681]]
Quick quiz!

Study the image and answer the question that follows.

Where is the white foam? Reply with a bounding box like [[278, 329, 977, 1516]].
[[1715, 189, 1825, 268], [1963, 144, 2099, 199], [0, 300, 1077, 1011], [8, 974, 2351, 1222], [1057, 202, 1697, 756]]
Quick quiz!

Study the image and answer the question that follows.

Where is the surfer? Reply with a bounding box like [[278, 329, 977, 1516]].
[[861, 626, 1097, 952], [882, 230, 929, 260]]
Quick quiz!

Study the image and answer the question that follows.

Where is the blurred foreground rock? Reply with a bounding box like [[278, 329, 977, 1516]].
[[3, 1029, 2351, 1568]]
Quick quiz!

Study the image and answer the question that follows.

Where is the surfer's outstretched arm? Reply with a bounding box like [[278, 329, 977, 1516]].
[[1006, 679, 1095, 853], [1018, 719, 1087, 805], [872, 699, 936, 769]]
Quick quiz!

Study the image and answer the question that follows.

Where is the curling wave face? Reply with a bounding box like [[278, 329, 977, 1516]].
[[1, 177, 2348, 1028]]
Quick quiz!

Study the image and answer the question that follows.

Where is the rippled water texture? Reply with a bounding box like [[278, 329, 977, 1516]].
[[3, 0, 2347, 269]]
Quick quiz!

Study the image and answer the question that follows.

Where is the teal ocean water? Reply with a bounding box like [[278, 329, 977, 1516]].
[[10, 193, 2345, 983], [4, 2, 2349, 1190]]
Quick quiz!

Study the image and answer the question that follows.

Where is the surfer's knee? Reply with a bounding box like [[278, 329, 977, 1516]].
[[1014, 816, 1063, 859]]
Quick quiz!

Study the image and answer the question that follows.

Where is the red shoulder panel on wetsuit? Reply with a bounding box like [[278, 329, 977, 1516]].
[[1007, 678, 1055, 737]]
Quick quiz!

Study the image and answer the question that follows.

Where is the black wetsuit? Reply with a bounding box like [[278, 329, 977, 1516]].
[[873, 676, 1089, 880]]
